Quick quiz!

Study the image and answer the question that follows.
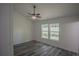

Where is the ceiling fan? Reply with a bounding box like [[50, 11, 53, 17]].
[[27, 5, 41, 20]]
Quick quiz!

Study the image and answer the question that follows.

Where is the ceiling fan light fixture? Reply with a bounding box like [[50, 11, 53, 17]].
[[27, 4, 41, 20], [32, 16, 37, 19]]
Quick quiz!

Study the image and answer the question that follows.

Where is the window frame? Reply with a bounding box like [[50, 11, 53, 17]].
[[41, 23, 59, 41]]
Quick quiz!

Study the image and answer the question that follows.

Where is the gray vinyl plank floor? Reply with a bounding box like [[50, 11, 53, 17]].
[[14, 40, 78, 56]]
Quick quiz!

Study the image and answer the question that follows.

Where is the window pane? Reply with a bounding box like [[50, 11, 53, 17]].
[[50, 36, 59, 40], [50, 32, 59, 35], [50, 23, 59, 32], [42, 32, 48, 39], [50, 27, 59, 31], [50, 23, 59, 27], [41, 24, 48, 31]]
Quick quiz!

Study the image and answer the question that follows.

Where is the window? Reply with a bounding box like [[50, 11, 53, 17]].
[[50, 23, 59, 41], [41, 23, 59, 41], [41, 24, 48, 39]]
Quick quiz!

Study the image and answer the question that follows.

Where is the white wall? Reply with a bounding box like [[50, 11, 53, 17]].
[[34, 16, 79, 53], [13, 10, 33, 45], [0, 4, 13, 56]]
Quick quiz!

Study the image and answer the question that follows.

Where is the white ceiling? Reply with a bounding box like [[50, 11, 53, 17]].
[[14, 3, 79, 20]]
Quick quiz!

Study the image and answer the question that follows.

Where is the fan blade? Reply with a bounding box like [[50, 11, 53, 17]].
[[28, 12, 35, 15], [28, 12, 36, 16], [36, 15, 41, 18], [27, 12, 32, 15], [36, 13, 40, 15]]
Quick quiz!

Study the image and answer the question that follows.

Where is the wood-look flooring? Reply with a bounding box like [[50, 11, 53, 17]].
[[14, 40, 77, 56]]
